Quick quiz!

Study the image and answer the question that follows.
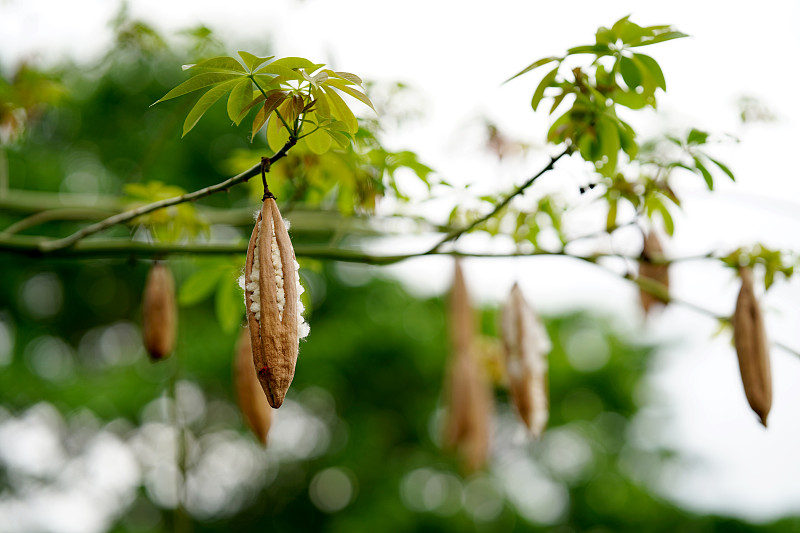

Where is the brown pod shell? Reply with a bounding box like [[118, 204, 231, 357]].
[[234, 327, 273, 445], [443, 260, 492, 473], [732, 267, 772, 426], [244, 198, 300, 408], [639, 231, 670, 314], [142, 262, 177, 360], [500, 283, 550, 437]]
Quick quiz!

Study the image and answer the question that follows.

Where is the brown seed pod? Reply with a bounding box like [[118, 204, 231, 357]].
[[500, 283, 551, 438], [234, 327, 273, 445], [443, 260, 492, 473], [244, 197, 308, 408], [142, 261, 177, 360], [732, 267, 772, 427], [639, 231, 670, 314]]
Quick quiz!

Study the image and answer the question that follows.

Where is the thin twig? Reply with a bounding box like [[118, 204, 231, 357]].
[[37, 138, 297, 253], [426, 147, 569, 254]]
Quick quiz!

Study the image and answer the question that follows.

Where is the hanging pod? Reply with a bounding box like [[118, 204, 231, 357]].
[[732, 267, 772, 427], [244, 197, 309, 408], [142, 261, 177, 361], [500, 283, 551, 437]]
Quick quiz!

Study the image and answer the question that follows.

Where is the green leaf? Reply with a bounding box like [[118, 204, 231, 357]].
[[693, 156, 714, 189], [238, 52, 274, 71], [506, 56, 560, 83], [270, 57, 324, 71], [322, 70, 363, 85], [655, 199, 675, 236], [617, 120, 637, 159], [154, 72, 240, 105], [322, 86, 358, 133], [633, 53, 666, 91], [179, 268, 225, 306], [267, 105, 292, 151], [325, 79, 376, 112], [305, 125, 332, 154], [227, 78, 253, 124], [531, 66, 559, 112], [687, 128, 709, 145], [620, 56, 643, 89], [215, 275, 243, 334], [324, 128, 351, 148], [597, 116, 620, 176], [186, 56, 246, 74], [549, 90, 569, 115], [629, 30, 689, 48], [708, 156, 735, 182], [182, 79, 241, 137], [566, 44, 612, 56]]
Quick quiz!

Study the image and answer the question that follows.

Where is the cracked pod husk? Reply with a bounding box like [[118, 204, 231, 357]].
[[234, 327, 273, 445], [732, 267, 772, 427], [500, 283, 551, 438], [142, 261, 177, 360], [244, 198, 308, 408], [443, 260, 492, 473], [639, 231, 670, 314]]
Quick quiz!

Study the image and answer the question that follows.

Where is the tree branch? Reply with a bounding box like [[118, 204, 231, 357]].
[[426, 147, 570, 254], [36, 137, 297, 253]]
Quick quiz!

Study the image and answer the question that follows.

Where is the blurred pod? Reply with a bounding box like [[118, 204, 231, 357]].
[[500, 283, 551, 437], [142, 261, 177, 360], [732, 267, 772, 427], [235, 327, 273, 445], [244, 197, 309, 408], [443, 260, 492, 473], [639, 231, 670, 314]]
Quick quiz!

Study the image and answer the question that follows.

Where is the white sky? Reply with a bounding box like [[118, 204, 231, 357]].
[[3, 0, 800, 524]]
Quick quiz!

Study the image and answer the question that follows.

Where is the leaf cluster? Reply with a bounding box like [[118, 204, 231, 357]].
[[154, 52, 375, 156], [509, 16, 687, 177]]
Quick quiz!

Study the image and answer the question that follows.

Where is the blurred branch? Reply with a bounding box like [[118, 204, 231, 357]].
[[0, 207, 116, 236], [35, 138, 297, 253], [426, 147, 569, 253]]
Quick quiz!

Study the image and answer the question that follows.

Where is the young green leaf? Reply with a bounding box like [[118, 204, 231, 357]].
[[305, 125, 332, 154], [186, 56, 246, 74], [325, 79, 376, 112], [620, 56, 643, 89], [506, 56, 560, 83], [227, 78, 253, 124], [693, 156, 715, 189], [182, 78, 241, 136], [322, 86, 358, 133], [153, 72, 240, 105], [531, 66, 559, 111], [238, 52, 274, 72], [633, 53, 666, 91], [629, 30, 688, 48], [708, 156, 735, 182]]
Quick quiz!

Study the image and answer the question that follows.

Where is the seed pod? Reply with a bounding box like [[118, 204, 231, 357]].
[[244, 197, 309, 408], [234, 327, 273, 445], [639, 231, 670, 314], [732, 267, 772, 427], [500, 283, 551, 438], [443, 260, 492, 473], [142, 261, 177, 360]]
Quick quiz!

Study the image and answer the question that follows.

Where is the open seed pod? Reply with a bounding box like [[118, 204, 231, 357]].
[[639, 231, 670, 314], [732, 267, 772, 427], [234, 327, 273, 445], [443, 260, 492, 473], [142, 261, 177, 360], [500, 283, 551, 437], [244, 197, 309, 408]]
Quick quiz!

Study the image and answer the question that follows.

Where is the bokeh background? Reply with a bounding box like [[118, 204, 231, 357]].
[[2, 1, 800, 531]]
